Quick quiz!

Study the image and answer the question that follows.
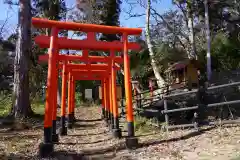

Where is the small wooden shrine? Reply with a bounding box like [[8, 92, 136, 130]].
[[165, 59, 200, 90]]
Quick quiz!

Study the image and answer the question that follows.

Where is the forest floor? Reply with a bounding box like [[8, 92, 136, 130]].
[[0, 106, 239, 160]]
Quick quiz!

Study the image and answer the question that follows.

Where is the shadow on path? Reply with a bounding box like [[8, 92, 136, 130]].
[[77, 119, 102, 122], [0, 134, 40, 141], [139, 126, 216, 148], [73, 123, 99, 129], [57, 138, 113, 145], [67, 131, 107, 137]]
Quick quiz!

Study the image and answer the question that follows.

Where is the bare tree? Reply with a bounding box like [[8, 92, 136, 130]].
[[204, 0, 211, 81], [145, 0, 165, 89], [125, 0, 199, 60], [11, 0, 32, 118], [186, 0, 197, 59]]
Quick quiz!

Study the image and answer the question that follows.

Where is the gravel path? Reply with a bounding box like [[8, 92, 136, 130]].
[[0, 106, 240, 160]]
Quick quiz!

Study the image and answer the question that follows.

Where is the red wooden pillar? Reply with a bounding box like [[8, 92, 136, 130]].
[[39, 27, 58, 156], [101, 79, 105, 118], [71, 78, 76, 122], [60, 61, 68, 135], [123, 33, 138, 148], [111, 50, 121, 138], [106, 78, 110, 123], [67, 72, 73, 128], [109, 72, 114, 129], [103, 78, 110, 123], [51, 60, 59, 142]]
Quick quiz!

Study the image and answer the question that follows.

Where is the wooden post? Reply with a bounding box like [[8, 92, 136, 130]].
[[195, 80, 207, 130], [60, 61, 67, 135], [123, 33, 138, 148], [39, 27, 58, 157], [111, 50, 122, 138], [52, 60, 59, 143], [101, 80, 105, 119], [72, 79, 76, 122], [109, 72, 114, 130], [164, 99, 169, 132], [103, 78, 109, 123], [67, 72, 73, 128], [105, 78, 111, 124]]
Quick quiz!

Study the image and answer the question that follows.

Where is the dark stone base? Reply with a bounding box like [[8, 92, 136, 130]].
[[104, 119, 109, 127], [52, 134, 59, 143], [102, 108, 105, 119], [112, 128, 122, 139], [59, 127, 67, 136], [109, 123, 114, 131], [73, 116, 77, 123], [68, 113, 74, 124], [67, 123, 73, 129], [38, 142, 54, 158], [125, 136, 138, 149]]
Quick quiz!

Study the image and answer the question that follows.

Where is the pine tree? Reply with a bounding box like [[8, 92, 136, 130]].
[[99, 0, 122, 41], [32, 0, 67, 21]]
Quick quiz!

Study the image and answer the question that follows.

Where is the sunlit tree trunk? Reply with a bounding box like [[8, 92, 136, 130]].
[[146, 0, 165, 90], [204, 0, 212, 81], [11, 0, 32, 118], [186, 0, 197, 59]]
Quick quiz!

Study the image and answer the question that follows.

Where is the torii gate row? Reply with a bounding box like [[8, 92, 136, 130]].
[[58, 66, 120, 131], [32, 17, 142, 157], [58, 63, 120, 132], [38, 51, 120, 133], [37, 43, 126, 137], [59, 70, 113, 132], [38, 50, 122, 130]]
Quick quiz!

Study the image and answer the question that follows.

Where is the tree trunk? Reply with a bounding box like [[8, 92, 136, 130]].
[[204, 0, 212, 81], [146, 0, 165, 90], [11, 0, 32, 118], [186, 0, 197, 60]]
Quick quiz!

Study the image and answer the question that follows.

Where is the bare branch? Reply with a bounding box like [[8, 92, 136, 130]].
[[124, 0, 190, 45], [123, 0, 145, 20], [3, 0, 19, 6], [151, 14, 187, 50], [174, 1, 188, 27], [0, 10, 13, 38], [125, 13, 145, 20]]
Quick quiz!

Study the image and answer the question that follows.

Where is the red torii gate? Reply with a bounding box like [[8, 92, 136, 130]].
[[62, 69, 111, 130], [32, 17, 142, 157], [39, 53, 123, 132], [39, 51, 121, 131], [39, 58, 121, 134]]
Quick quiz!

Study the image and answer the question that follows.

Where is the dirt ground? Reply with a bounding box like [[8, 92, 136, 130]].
[[0, 106, 239, 160]]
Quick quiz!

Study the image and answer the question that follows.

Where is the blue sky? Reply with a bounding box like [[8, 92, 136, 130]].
[[0, 0, 173, 38]]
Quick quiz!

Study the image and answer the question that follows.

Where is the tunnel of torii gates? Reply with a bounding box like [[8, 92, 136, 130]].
[[32, 17, 142, 157]]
